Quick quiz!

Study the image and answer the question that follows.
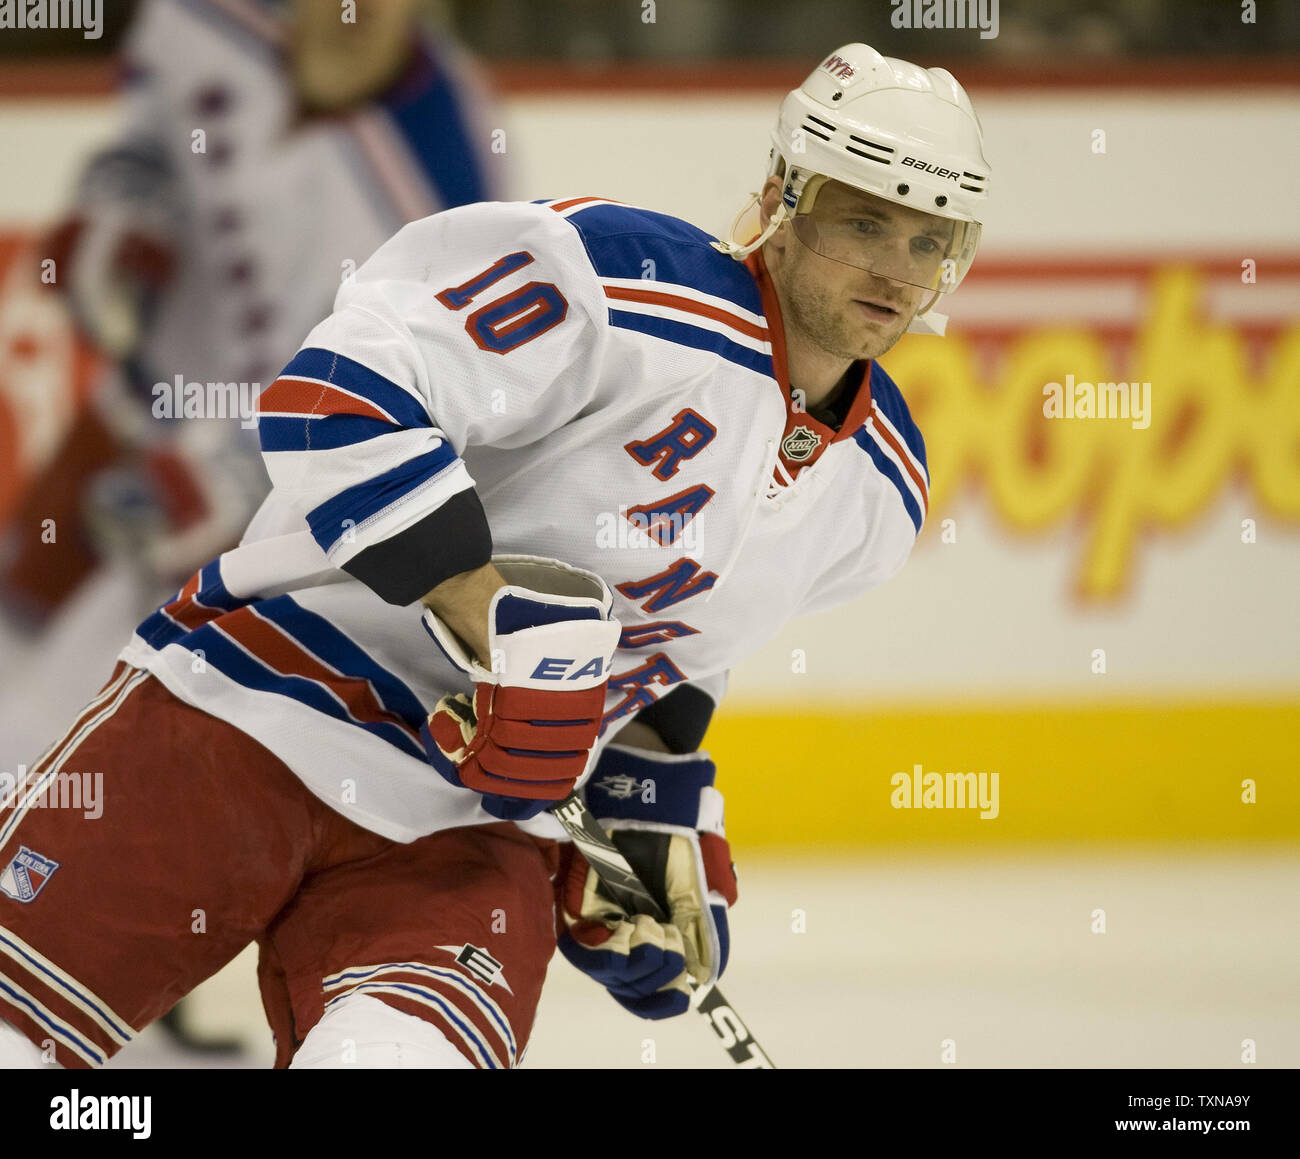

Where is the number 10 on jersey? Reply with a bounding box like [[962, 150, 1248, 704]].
[[436, 250, 568, 354]]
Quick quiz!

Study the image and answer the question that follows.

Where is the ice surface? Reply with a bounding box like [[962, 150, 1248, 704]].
[[103, 850, 1300, 1069]]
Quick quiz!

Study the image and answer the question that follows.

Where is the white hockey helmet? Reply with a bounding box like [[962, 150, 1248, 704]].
[[716, 44, 991, 333]]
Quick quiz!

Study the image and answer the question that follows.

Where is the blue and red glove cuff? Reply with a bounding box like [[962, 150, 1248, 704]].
[[582, 745, 720, 830]]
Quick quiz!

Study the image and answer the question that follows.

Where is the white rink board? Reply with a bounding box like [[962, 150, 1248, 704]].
[[5, 91, 1300, 246], [497, 91, 1300, 254]]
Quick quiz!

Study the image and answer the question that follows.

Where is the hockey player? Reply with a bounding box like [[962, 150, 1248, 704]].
[[0, 0, 502, 766], [0, 43, 989, 1069]]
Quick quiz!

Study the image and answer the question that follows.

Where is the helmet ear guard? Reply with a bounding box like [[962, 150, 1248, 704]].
[[710, 155, 808, 261], [710, 193, 787, 261]]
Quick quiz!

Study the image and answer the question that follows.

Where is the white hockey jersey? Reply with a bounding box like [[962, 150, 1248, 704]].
[[119, 198, 930, 843]]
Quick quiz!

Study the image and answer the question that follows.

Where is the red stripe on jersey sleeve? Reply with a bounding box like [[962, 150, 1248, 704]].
[[259, 378, 396, 423]]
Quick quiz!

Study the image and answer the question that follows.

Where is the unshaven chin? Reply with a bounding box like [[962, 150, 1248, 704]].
[[781, 247, 918, 362]]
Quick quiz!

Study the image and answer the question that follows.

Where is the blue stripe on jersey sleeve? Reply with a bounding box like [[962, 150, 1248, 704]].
[[854, 428, 924, 534], [258, 414, 403, 453], [869, 361, 929, 481], [559, 203, 765, 316], [306, 443, 461, 555], [279, 348, 433, 431], [254, 596, 429, 727]]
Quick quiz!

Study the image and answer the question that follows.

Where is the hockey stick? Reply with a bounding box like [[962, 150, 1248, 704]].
[[550, 793, 775, 1069]]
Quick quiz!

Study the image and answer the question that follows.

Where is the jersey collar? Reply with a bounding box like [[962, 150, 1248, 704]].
[[744, 248, 876, 474]]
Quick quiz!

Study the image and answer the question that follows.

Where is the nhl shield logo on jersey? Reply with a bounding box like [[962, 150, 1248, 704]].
[[781, 425, 822, 462], [0, 845, 60, 903]]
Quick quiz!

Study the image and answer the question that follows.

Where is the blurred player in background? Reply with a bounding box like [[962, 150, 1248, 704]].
[[0, 0, 502, 1057], [0, 0, 503, 768], [0, 42, 988, 1069]]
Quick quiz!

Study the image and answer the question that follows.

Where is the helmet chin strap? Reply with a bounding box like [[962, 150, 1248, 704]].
[[711, 168, 821, 259], [710, 195, 789, 260], [907, 291, 948, 336], [906, 311, 948, 336]]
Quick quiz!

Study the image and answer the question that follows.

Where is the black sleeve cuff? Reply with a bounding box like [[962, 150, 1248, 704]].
[[634, 683, 717, 753], [341, 486, 493, 606]]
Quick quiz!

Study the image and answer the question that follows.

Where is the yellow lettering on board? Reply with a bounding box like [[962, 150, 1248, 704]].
[[885, 266, 1300, 598]]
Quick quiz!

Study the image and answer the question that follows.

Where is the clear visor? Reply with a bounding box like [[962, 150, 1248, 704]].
[[791, 211, 981, 294]]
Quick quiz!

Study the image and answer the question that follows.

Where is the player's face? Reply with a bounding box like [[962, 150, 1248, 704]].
[[768, 181, 939, 361]]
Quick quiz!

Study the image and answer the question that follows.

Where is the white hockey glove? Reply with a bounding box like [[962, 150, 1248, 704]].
[[420, 556, 621, 821]]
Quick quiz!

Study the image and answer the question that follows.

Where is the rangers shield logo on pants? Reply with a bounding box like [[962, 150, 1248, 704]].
[[0, 846, 61, 903]]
